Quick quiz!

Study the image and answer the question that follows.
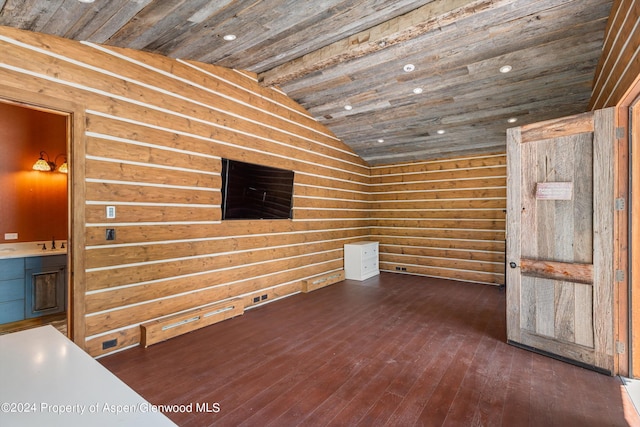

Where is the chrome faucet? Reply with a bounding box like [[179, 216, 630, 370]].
[[52, 237, 56, 250], [37, 243, 47, 250]]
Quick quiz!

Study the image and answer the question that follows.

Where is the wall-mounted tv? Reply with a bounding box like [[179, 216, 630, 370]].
[[221, 158, 295, 220]]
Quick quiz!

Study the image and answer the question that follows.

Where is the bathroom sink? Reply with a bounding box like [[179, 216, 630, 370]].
[[0, 243, 67, 259]]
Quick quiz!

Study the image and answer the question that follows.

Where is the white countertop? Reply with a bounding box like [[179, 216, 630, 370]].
[[0, 326, 176, 426], [0, 242, 67, 259]]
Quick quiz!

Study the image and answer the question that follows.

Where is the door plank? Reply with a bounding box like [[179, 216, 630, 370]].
[[520, 276, 536, 333], [592, 108, 615, 372], [554, 281, 575, 343], [535, 278, 555, 338], [553, 137, 575, 263], [520, 259, 593, 284], [520, 140, 538, 259], [520, 111, 595, 143], [572, 134, 594, 264], [506, 127, 522, 343], [574, 282, 594, 348], [535, 141, 556, 261], [520, 330, 596, 366]]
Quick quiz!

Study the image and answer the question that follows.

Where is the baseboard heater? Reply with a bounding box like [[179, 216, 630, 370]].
[[140, 298, 244, 347], [302, 270, 345, 293]]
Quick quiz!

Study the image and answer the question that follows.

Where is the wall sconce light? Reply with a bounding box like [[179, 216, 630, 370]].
[[32, 151, 68, 173]]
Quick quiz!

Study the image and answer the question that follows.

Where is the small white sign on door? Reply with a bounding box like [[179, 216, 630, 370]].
[[535, 182, 573, 200]]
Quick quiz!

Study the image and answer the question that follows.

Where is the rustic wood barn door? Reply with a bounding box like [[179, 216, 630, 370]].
[[506, 108, 615, 374]]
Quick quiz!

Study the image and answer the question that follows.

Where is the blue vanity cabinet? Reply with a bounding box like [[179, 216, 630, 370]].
[[25, 255, 66, 319], [0, 258, 26, 323]]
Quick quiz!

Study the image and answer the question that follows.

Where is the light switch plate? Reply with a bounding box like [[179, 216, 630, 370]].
[[4, 233, 18, 240], [106, 206, 116, 219]]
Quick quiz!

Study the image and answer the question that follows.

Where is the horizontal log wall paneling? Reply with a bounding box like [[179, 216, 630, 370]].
[[588, 0, 639, 376], [589, 0, 640, 109], [369, 153, 507, 285], [0, 26, 371, 356]]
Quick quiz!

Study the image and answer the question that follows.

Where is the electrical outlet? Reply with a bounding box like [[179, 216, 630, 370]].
[[253, 296, 260, 303], [395, 266, 401, 271], [401, 267, 407, 271], [106, 228, 116, 241], [102, 338, 117, 350], [261, 294, 268, 300], [4, 233, 18, 240]]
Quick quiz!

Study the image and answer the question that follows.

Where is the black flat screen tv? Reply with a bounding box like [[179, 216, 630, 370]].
[[221, 158, 294, 220]]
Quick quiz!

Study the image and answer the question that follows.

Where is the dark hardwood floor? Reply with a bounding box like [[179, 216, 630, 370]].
[[100, 273, 640, 426]]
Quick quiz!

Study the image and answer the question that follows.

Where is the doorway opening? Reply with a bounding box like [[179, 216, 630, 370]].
[[0, 99, 71, 337]]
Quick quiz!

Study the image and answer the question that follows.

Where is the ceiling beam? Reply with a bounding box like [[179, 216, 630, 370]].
[[258, 0, 511, 87]]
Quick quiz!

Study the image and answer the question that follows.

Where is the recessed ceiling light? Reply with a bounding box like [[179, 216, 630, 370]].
[[413, 87, 423, 94], [403, 64, 415, 73], [344, 105, 353, 111], [499, 65, 512, 73], [223, 34, 236, 41], [436, 129, 446, 135], [377, 139, 385, 143], [507, 117, 518, 123]]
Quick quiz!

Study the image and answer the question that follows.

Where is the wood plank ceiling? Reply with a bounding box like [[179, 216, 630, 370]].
[[0, 0, 613, 165]]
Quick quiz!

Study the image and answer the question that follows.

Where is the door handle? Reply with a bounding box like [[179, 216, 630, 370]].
[[509, 262, 517, 269]]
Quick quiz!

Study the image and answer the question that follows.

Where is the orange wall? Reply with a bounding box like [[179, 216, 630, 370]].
[[0, 102, 68, 243]]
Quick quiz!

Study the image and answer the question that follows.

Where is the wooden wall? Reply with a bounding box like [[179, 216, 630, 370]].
[[589, 0, 640, 110], [0, 26, 511, 358], [0, 26, 370, 356], [588, 0, 639, 377], [0, 102, 68, 243], [369, 153, 506, 286]]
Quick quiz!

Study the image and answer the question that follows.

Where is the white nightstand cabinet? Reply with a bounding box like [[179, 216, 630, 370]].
[[344, 241, 379, 280]]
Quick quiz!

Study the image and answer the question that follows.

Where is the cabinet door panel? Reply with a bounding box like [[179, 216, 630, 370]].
[[25, 264, 66, 319], [33, 272, 59, 311]]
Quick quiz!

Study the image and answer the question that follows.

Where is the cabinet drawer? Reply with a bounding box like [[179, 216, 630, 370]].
[[362, 258, 378, 271], [25, 254, 67, 269], [0, 278, 24, 302], [0, 300, 24, 323], [361, 245, 378, 259], [362, 259, 379, 273], [0, 258, 24, 281]]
